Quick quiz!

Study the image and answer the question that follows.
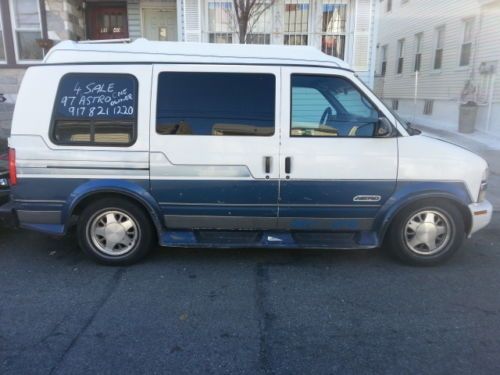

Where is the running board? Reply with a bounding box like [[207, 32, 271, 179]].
[[159, 230, 379, 249]]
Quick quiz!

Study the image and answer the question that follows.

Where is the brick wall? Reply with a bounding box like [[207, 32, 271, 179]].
[[46, 0, 86, 41]]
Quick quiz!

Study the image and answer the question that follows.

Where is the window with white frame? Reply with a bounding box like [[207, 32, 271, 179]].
[[381, 44, 387, 76], [0, 6, 5, 62], [208, 1, 233, 43], [10, 0, 43, 61], [459, 18, 474, 67], [433, 26, 445, 70], [386, 0, 392, 12], [414, 32, 422, 72], [246, 2, 272, 44], [396, 38, 405, 74], [284, 0, 310, 45], [423, 99, 433, 115], [321, 2, 347, 58]]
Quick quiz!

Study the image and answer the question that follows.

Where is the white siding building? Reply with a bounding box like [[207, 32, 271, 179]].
[[0, 0, 378, 138], [0, 0, 380, 138], [374, 0, 500, 136], [101, 0, 378, 84]]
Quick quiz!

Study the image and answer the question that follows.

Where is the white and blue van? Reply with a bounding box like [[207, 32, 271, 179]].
[[4, 40, 492, 265]]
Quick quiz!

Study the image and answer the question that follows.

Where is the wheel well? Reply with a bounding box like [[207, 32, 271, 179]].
[[70, 192, 160, 236], [382, 197, 472, 239]]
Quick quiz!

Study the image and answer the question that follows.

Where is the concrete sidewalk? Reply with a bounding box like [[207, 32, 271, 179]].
[[415, 124, 500, 211]]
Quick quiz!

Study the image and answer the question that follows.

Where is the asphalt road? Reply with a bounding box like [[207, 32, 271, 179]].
[[1, 215, 500, 375]]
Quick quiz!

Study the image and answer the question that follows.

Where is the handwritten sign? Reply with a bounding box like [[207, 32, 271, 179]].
[[55, 74, 137, 120]]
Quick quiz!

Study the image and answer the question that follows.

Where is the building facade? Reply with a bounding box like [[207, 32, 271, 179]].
[[374, 0, 500, 136], [0, 0, 378, 137]]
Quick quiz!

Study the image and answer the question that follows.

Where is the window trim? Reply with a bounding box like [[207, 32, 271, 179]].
[[433, 25, 445, 71], [413, 32, 423, 72], [423, 99, 434, 115], [396, 38, 405, 75], [380, 44, 388, 76], [284, 0, 312, 46], [0, 0, 47, 67], [459, 17, 474, 67], [320, 2, 348, 58], [245, 33, 271, 44], [206, 0, 235, 44], [289, 73, 396, 139], [245, 0, 273, 44], [9, 0, 44, 64], [49, 72, 139, 147]]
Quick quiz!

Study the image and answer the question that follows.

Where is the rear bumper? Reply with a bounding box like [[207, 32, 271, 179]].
[[468, 200, 493, 236]]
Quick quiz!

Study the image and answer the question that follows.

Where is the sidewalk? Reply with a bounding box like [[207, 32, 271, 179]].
[[415, 124, 500, 211]]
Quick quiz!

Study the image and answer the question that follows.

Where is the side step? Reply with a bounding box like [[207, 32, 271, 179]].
[[159, 230, 379, 249]]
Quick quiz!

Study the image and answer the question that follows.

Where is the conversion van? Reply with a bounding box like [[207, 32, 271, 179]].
[[3, 40, 492, 265]]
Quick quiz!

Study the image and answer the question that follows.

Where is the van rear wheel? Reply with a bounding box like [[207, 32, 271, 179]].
[[387, 199, 465, 266], [77, 198, 154, 265]]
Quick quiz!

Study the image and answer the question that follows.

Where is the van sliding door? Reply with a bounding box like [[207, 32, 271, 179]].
[[149, 65, 281, 230]]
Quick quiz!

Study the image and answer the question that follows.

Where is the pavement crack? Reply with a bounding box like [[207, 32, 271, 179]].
[[255, 263, 274, 375], [48, 268, 126, 375]]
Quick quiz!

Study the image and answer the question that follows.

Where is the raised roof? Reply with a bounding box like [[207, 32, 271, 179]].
[[44, 39, 350, 69]]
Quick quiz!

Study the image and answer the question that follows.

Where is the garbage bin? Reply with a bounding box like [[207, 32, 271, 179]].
[[458, 101, 478, 134]]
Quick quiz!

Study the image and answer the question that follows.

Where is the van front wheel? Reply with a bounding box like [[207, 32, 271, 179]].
[[77, 198, 154, 265], [387, 200, 465, 265]]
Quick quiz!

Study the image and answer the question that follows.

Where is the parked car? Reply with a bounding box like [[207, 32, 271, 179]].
[[3, 40, 492, 265], [0, 149, 12, 226]]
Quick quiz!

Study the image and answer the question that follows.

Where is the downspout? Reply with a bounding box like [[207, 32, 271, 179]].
[[39, 0, 49, 57], [368, 0, 379, 89]]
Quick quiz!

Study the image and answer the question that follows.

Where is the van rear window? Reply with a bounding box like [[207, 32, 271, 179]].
[[51, 73, 138, 146], [156, 72, 275, 136]]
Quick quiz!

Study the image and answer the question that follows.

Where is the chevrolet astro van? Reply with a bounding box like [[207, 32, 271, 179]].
[[4, 40, 492, 265]]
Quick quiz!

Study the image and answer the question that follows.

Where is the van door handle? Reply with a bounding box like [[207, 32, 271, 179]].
[[285, 157, 292, 174], [264, 156, 271, 174]]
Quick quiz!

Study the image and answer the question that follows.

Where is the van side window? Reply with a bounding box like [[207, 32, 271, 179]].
[[291, 75, 380, 137], [156, 72, 275, 136], [52, 73, 138, 146]]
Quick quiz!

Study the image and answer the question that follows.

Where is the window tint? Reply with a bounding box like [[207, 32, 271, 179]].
[[52, 73, 137, 146], [291, 75, 381, 137], [156, 72, 275, 136]]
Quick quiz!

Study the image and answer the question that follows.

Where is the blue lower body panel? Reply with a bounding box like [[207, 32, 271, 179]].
[[159, 229, 379, 249]]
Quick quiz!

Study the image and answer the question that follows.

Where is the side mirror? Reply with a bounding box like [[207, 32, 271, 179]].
[[376, 117, 394, 137]]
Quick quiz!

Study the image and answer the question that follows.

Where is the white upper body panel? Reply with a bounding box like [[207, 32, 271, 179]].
[[398, 135, 488, 201], [8, 41, 489, 201], [9, 64, 152, 179], [44, 39, 350, 69]]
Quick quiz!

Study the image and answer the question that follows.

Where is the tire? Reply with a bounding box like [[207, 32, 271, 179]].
[[77, 197, 154, 265], [386, 199, 465, 266]]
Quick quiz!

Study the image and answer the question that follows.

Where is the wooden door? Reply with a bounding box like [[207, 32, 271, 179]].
[[88, 5, 129, 40]]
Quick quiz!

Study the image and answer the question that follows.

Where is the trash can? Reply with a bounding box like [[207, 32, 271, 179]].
[[458, 101, 478, 134]]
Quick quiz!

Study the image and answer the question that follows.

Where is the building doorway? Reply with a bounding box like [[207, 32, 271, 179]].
[[87, 2, 129, 40], [142, 8, 178, 41]]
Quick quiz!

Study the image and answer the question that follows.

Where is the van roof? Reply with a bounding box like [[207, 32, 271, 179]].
[[44, 39, 351, 70]]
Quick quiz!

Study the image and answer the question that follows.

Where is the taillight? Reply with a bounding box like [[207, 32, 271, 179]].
[[8, 148, 17, 186]]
